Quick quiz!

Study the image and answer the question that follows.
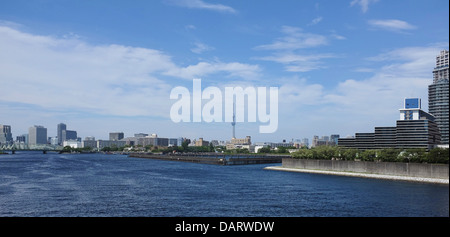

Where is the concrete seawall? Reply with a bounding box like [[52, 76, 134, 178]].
[[129, 153, 286, 165], [265, 158, 449, 184]]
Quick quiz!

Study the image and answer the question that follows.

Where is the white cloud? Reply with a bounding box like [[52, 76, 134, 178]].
[[331, 34, 346, 40], [254, 26, 328, 51], [366, 46, 443, 77], [0, 25, 175, 117], [164, 61, 261, 80], [278, 77, 325, 105], [274, 45, 446, 137], [368, 19, 417, 32], [191, 42, 214, 54], [350, 0, 378, 13], [256, 52, 335, 72], [308, 17, 323, 26], [323, 45, 445, 121], [165, 0, 237, 13], [0, 24, 261, 121], [253, 26, 335, 72]]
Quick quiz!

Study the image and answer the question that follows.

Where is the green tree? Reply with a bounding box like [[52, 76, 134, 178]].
[[398, 148, 427, 163], [61, 145, 72, 153], [378, 148, 401, 162], [182, 140, 189, 151], [258, 147, 271, 153], [276, 146, 287, 154], [315, 146, 337, 160], [427, 148, 449, 164], [292, 148, 312, 159], [360, 149, 377, 161], [101, 146, 111, 152]]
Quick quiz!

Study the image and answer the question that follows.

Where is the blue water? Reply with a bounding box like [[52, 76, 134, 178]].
[[0, 151, 448, 217]]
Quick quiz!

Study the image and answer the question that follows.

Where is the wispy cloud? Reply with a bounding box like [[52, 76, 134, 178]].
[[325, 45, 446, 115], [254, 26, 328, 50], [190, 42, 214, 54], [165, 0, 237, 13], [368, 19, 417, 32], [256, 52, 335, 72], [350, 0, 378, 13], [308, 17, 323, 26], [164, 61, 261, 79], [0, 24, 260, 120], [253, 26, 335, 72], [277, 45, 446, 136]]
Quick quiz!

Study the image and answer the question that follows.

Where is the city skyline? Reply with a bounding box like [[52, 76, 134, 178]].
[[1, 1, 449, 142]]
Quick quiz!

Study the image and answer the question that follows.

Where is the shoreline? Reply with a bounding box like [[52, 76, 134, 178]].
[[264, 166, 449, 184]]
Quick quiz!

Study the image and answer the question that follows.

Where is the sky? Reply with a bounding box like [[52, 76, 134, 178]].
[[0, 0, 449, 143]]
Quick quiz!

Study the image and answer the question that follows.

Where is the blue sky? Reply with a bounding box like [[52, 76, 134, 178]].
[[0, 0, 448, 143]]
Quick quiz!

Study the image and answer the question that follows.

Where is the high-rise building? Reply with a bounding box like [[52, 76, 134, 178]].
[[109, 132, 124, 141], [0, 124, 13, 145], [429, 50, 449, 144], [62, 130, 77, 141], [57, 123, 67, 145], [29, 125, 47, 145]]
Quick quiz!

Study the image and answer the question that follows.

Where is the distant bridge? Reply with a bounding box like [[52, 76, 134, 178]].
[[0, 149, 61, 154]]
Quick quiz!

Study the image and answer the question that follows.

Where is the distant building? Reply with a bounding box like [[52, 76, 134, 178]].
[[429, 50, 449, 144], [168, 138, 178, 146], [57, 123, 66, 145], [270, 141, 294, 148], [195, 138, 209, 147], [16, 134, 26, 143], [57, 123, 79, 145], [97, 140, 126, 150], [29, 125, 47, 145], [109, 132, 124, 141], [62, 130, 77, 142], [301, 138, 309, 147], [338, 98, 441, 150], [230, 136, 251, 145], [312, 135, 337, 147], [50, 137, 59, 146], [330, 135, 340, 145], [134, 133, 148, 138], [83, 139, 97, 149], [0, 124, 13, 145], [227, 136, 252, 150], [123, 134, 169, 147], [63, 140, 82, 149]]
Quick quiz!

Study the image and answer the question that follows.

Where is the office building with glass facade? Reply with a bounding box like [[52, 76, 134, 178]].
[[428, 50, 449, 145], [338, 98, 441, 150]]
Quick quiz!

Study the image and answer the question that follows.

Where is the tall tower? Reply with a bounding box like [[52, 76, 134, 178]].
[[428, 50, 449, 144], [231, 102, 236, 139], [29, 125, 47, 145], [0, 125, 13, 145], [57, 123, 66, 145]]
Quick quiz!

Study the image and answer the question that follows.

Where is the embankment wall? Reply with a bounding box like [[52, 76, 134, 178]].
[[282, 158, 449, 179]]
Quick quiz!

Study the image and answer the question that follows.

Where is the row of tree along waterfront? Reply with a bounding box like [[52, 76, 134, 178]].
[[291, 146, 449, 164], [59, 142, 448, 164]]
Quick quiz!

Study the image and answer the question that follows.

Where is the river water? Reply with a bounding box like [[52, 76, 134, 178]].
[[0, 151, 448, 217]]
